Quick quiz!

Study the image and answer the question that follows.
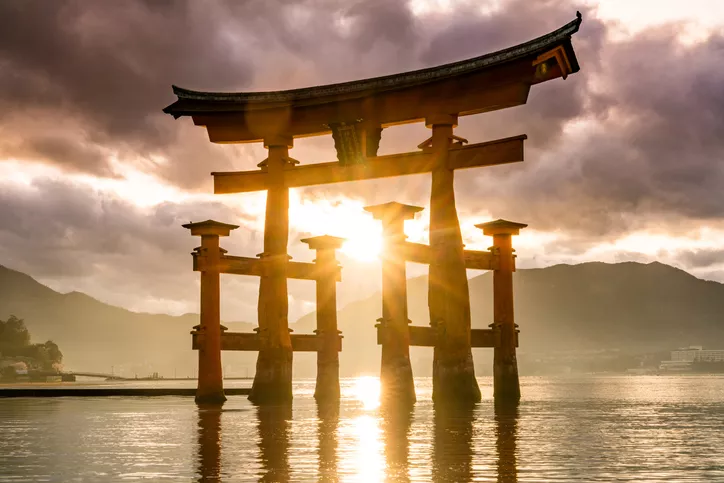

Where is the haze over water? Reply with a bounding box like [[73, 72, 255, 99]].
[[2, 376, 723, 481]]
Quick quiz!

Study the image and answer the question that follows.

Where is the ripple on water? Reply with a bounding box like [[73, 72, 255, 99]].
[[0, 375, 723, 481]]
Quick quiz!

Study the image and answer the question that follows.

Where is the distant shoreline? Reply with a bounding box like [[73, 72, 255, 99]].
[[0, 386, 251, 398]]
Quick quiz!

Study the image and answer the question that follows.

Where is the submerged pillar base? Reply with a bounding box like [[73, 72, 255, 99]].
[[249, 348, 293, 404], [381, 358, 416, 404], [194, 390, 227, 405], [314, 360, 340, 402], [493, 351, 520, 402], [432, 351, 481, 404]]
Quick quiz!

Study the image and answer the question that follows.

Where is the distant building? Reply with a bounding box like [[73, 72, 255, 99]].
[[660, 346, 724, 371]]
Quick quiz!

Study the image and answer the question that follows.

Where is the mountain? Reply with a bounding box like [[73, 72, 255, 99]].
[[296, 261, 724, 375], [0, 265, 257, 378], [2, 262, 724, 378]]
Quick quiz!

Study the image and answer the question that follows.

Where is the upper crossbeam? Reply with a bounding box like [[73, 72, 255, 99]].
[[213, 135, 526, 194]]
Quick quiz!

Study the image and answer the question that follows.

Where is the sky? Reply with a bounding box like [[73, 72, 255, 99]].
[[1, 0, 723, 323]]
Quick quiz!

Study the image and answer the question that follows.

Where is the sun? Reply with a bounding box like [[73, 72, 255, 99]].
[[352, 376, 381, 410], [339, 226, 383, 262], [289, 194, 385, 262]]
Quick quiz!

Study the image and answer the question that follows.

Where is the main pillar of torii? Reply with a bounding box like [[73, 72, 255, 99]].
[[425, 114, 481, 403], [250, 135, 295, 404]]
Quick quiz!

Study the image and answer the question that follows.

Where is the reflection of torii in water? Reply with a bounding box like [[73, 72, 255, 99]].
[[167, 13, 583, 405]]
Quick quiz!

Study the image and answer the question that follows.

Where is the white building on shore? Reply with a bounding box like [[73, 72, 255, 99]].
[[659, 346, 724, 371]]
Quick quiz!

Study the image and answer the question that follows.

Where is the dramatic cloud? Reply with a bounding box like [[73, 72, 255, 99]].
[[455, 11, 724, 243], [0, 0, 425, 188], [2, 0, 724, 320]]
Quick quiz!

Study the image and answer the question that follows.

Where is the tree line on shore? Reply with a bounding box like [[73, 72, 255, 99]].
[[0, 315, 63, 377]]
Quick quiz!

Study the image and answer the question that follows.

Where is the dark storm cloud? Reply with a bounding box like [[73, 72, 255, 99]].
[[0, 0, 599, 191], [0, 177, 240, 273], [677, 249, 724, 269], [421, 0, 607, 148], [13, 136, 115, 178], [3, 0, 724, 313], [0, 176, 265, 317], [454, 14, 724, 243], [0, 0, 423, 187], [0, 0, 254, 185]]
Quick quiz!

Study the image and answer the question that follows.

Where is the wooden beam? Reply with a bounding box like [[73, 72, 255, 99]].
[[464, 250, 500, 271], [194, 74, 533, 143], [400, 242, 499, 270], [194, 254, 342, 281], [378, 326, 518, 348], [447, 134, 526, 170], [212, 135, 526, 194], [213, 169, 268, 193], [192, 332, 343, 352], [399, 242, 430, 264]]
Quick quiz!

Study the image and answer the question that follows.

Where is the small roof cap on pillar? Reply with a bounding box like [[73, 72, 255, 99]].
[[364, 202, 424, 222], [475, 219, 528, 236], [300, 234, 346, 250], [182, 220, 239, 237]]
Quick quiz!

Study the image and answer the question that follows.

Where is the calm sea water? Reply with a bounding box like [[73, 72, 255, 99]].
[[1, 376, 723, 482]]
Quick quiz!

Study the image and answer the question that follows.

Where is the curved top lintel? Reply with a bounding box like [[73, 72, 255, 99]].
[[163, 14, 582, 116]]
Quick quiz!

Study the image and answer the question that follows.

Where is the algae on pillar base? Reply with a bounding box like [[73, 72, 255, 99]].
[[426, 115, 481, 404]]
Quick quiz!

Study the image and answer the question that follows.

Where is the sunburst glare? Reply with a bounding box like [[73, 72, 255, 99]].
[[352, 376, 381, 410], [289, 193, 385, 262]]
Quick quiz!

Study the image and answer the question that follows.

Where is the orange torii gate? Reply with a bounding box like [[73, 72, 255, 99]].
[[165, 14, 582, 404]]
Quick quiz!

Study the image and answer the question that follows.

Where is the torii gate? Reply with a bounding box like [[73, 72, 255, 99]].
[[165, 14, 582, 404]]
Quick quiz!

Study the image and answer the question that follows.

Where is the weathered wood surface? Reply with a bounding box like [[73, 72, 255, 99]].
[[192, 332, 342, 352], [212, 135, 525, 194]]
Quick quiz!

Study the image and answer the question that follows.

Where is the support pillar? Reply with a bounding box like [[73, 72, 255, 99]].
[[476, 219, 527, 402], [301, 235, 345, 402], [425, 114, 481, 403], [183, 220, 239, 405], [250, 135, 295, 404], [365, 202, 422, 404]]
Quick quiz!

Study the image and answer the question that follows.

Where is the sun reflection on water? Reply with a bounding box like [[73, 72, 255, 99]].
[[352, 376, 381, 410], [347, 414, 385, 482], [334, 376, 385, 482]]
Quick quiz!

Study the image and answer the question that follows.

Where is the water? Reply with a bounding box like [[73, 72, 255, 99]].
[[1, 376, 723, 482]]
